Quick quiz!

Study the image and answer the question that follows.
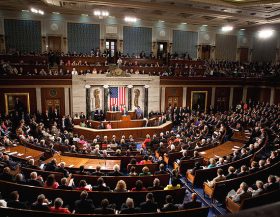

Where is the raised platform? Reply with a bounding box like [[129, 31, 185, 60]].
[[73, 121, 172, 139]]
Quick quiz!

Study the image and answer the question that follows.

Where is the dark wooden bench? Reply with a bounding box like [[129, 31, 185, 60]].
[[203, 160, 280, 203], [127, 163, 159, 174], [21, 167, 170, 189], [174, 157, 204, 175], [186, 154, 253, 187], [0, 206, 209, 217], [0, 180, 186, 209], [225, 189, 280, 213]]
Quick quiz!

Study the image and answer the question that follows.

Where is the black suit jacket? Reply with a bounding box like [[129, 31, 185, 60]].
[[94, 207, 114, 214], [140, 201, 158, 213], [179, 201, 202, 210], [161, 203, 178, 212], [74, 199, 95, 214]]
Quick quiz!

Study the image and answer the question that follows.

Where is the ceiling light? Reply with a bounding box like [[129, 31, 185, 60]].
[[52, 12, 60, 14], [258, 29, 274, 39], [22, 10, 29, 12], [30, 8, 44, 15], [159, 20, 165, 23], [240, 28, 245, 31], [222, 25, 233, 32], [202, 24, 208, 27], [94, 10, 109, 17], [124, 16, 137, 23], [81, 14, 88, 16], [182, 22, 187, 25]]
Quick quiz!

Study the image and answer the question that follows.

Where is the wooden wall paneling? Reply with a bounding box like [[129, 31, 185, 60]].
[[232, 87, 243, 107], [165, 87, 183, 109], [259, 88, 271, 103], [215, 87, 230, 111], [247, 87, 261, 103], [274, 88, 280, 105], [0, 88, 37, 114], [186, 87, 212, 110], [41, 88, 65, 115]]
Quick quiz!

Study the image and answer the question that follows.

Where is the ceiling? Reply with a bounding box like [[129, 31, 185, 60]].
[[1, 0, 280, 27]]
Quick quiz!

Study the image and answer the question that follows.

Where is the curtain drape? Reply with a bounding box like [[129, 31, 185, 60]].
[[4, 19, 41, 53], [173, 30, 198, 59], [67, 23, 100, 54], [123, 26, 152, 56]]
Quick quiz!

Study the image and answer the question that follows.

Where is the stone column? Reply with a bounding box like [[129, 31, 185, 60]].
[[85, 85, 91, 119], [229, 87, 234, 109], [103, 85, 109, 114], [127, 85, 133, 111], [144, 85, 149, 118], [242, 86, 248, 103], [211, 87, 216, 108], [36, 88, 42, 113], [183, 87, 187, 108], [161, 87, 166, 113], [270, 87, 275, 105], [64, 87, 70, 115]]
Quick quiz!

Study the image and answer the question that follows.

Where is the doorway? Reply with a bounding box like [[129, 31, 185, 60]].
[[157, 42, 167, 59], [201, 45, 211, 60], [45, 99, 61, 114], [239, 47, 249, 62], [105, 39, 117, 63], [48, 36, 61, 52], [168, 96, 179, 107]]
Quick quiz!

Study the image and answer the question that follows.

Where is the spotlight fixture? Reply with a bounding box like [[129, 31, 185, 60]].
[[221, 25, 233, 32], [182, 22, 187, 25], [202, 24, 208, 27], [124, 16, 137, 23], [94, 10, 109, 18], [258, 29, 274, 39], [31, 8, 44, 15], [52, 12, 60, 15]]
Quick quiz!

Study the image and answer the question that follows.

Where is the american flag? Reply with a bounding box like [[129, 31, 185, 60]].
[[109, 86, 126, 109]]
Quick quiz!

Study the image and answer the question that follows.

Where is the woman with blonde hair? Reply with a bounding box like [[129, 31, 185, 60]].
[[114, 180, 127, 192]]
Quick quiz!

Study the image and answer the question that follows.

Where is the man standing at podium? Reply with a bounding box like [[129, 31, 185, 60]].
[[120, 104, 128, 116], [112, 104, 119, 111], [135, 106, 143, 119]]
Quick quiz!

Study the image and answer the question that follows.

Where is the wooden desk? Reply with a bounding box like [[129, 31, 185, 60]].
[[200, 141, 243, 160], [106, 111, 136, 121], [106, 111, 122, 120], [4, 146, 44, 163], [74, 121, 172, 139], [43, 153, 120, 171]]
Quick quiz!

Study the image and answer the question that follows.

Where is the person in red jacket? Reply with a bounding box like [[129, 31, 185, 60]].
[[49, 198, 71, 214]]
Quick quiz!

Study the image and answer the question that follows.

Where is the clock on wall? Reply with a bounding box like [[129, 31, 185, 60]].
[[49, 89, 57, 97]]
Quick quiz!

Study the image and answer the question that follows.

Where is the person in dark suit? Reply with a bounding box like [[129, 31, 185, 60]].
[[108, 164, 123, 176], [94, 199, 114, 214], [264, 175, 280, 193], [31, 194, 50, 211], [44, 159, 58, 172], [79, 112, 86, 120], [55, 162, 70, 178], [91, 165, 104, 176], [57, 177, 73, 190], [27, 172, 44, 187], [147, 178, 164, 191], [120, 198, 139, 214], [154, 163, 168, 175], [161, 195, 178, 212], [179, 193, 202, 210], [112, 104, 119, 111], [226, 166, 237, 179], [7, 191, 27, 209], [74, 191, 95, 214], [140, 193, 158, 213], [0, 167, 13, 181], [92, 177, 110, 191]]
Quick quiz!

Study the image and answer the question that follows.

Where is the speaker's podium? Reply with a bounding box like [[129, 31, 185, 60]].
[[106, 111, 136, 121], [121, 115, 131, 121]]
